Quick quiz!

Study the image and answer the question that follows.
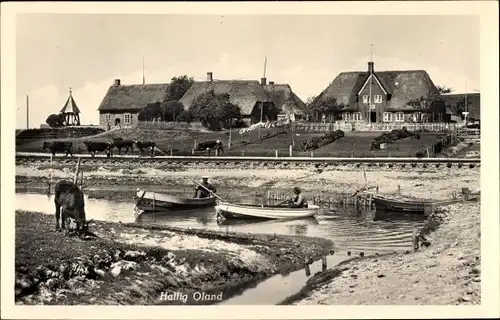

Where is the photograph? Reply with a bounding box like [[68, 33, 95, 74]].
[[2, 1, 499, 319]]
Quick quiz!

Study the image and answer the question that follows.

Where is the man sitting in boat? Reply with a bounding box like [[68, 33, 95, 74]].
[[288, 187, 308, 208], [194, 176, 217, 198]]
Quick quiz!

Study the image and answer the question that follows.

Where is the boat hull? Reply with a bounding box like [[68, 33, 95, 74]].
[[135, 189, 216, 211], [216, 202, 319, 220], [371, 195, 434, 215]]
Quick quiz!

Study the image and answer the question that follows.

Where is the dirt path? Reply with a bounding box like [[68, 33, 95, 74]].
[[285, 202, 481, 305], [15, 211, 333, 305]]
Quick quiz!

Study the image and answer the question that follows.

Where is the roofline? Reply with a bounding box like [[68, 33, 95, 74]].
[[357, 73, 388, 96]]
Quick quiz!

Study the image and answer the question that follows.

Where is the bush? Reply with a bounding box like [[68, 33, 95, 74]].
[[45, 114, 65, 128], [370, 127, 415, 150], [16, 127, 105, 140], [295, 130, 344, 151]]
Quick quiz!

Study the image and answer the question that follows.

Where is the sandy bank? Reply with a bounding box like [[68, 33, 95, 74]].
[[286, 202, 481, 305], [15, 211, 332, 305]]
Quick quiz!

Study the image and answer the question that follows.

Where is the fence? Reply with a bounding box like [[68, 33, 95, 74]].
[[292, 122, 463, 133], [136, 121, 206, 131], [457, 128, 481, 142]]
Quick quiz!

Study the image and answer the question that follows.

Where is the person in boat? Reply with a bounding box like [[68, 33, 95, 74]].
[[288, 187, 308, 208], [194, 176, 217, 198]]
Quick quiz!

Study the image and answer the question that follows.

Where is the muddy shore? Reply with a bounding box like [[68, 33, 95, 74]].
[[282, 202, 481, 305], [15, 211, 333, 305]]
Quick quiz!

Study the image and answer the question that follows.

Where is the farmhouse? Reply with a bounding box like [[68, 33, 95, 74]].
[[442, 92, 481, 121], [313, 61, 445, 123], [264, 81, 307, 121], [97, 79, 170, 127], [178, 72, 276, 125]]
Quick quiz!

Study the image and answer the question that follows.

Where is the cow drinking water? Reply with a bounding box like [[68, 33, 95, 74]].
[[135, 141, 156, 157], [54, 180, 95, 238], [42, 141, 73, 157], [83, 141, 112, 158]]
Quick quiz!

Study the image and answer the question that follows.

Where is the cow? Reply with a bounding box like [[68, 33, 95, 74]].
[[196, 140, 224, 156], [42, 141, 73, 157], [111, 137, 135, 155], [54, 180, 96, 238], [135, 141, 156, 157], [83, 141, 112, 158]]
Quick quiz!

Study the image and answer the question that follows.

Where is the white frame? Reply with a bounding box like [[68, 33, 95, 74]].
[[395, 112, 404, 122], [374, 95, 383, 103], [343, 112, 351, 121], [353, 112, 362, 121], [124, 113, 132, 125], [362, 95, 369, 104], [383, 112, 392, 122], [105, 114, 111, 123]]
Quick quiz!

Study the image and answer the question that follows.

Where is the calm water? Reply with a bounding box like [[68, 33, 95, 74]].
[[15, 191, 426, 254]]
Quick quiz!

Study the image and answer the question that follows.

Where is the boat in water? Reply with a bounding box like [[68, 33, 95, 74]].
[[215, 202, 319, 220], [134, 189, 217, 211]]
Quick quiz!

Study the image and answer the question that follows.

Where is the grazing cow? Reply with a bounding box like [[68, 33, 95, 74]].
[[54, 180, 96, 238], [111, 137, 135, 155], [83, 141, 112, 157], [135, 141, 156, 157], [196, 140, 224, 156], [42, 141, 73, 157]]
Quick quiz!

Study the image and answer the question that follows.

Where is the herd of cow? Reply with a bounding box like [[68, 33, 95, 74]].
[[42, 138, 156, 158]]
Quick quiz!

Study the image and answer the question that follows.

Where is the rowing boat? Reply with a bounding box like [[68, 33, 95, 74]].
[[215, 202, 319, 220], [135, 189, 217, 211], [371, 194, 436, 215]]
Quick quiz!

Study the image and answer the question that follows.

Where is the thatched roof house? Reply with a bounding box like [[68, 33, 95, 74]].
[[264, 82, 307, 119], [178, 72, 275, 124], [442, 92, 480, 120], [312, 61, 443, 122], [97, 79, 170, 127]]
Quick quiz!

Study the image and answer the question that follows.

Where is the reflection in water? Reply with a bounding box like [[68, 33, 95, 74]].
[[16, 192, 426, 254]]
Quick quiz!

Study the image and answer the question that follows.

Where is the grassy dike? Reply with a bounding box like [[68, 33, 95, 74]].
[[15, 211, 333, 305]]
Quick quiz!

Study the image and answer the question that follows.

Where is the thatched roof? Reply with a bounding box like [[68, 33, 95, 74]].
[[313, 69, 439, 112], [442, 92, 480, 119], [264, 84, 307, 115], [97, 83, 170, 112], [59, 91, 81, 114], [178, 80, 273, 115]]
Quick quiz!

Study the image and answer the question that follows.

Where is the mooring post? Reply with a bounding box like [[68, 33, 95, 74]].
[[322, 257, 327, 272], [73, 157, 82, 185], [412, 228, 419, 252]]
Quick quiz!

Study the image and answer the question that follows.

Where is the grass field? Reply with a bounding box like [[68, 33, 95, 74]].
[[16, 127, 448, 158]]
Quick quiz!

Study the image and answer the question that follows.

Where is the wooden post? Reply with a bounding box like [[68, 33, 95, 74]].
[[369, 193, 373, 208], [47, 154, 54, 195], [310, 150, 314, 157], [79, 168, 84, 188], [412, 228, 419, 252], [215, 148, 219, 157], [73, 157, 82, 185], [241, 150, 244, 156], [191, 149, 195, 155], [426, 147, 430, 158], [289, 145, 293, 157], [397, 185, 401, 196], [322, 257, 327, 272], [193, 139, 197, 150], [275, 150, 278, 157], [304, 263, 311, 277], [170, 149, 173, 156]]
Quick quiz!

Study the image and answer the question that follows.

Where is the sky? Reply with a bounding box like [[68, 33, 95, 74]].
[[16, 14, 480, 129]]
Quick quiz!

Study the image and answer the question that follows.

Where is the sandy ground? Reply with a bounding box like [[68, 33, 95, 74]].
[[290, 202, 481, 305]]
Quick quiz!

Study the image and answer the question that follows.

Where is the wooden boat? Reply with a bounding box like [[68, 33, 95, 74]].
[[215, 202, 319, 220], [134, 189, 216, 211], [370, 194, 436, 215]]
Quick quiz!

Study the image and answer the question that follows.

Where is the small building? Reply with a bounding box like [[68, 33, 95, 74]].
[[442, 92, 480, 122], [97, 79, 170, 128], [59, 88, 81, 126], [178, 72, 276, 125], [313, 61, 445, 123], [264, 81, 307, 122]]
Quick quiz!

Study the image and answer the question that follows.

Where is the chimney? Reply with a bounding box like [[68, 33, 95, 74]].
[[368, 62, 374, 74], [261, 77, 267, 86], [113, 79, 121, 87], [269, 81, 275, 85], [207, 72, 213, 82]]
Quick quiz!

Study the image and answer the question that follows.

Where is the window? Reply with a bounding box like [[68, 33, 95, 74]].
[[383, 112, 392, 122], [105, 114, 111, 123], [124, 113, 132, 125], [362, 95, 369, 104], [353, 112, 362, 121], [395, 112, 404, 122], [343, 112, 351, 121], [374, 95, 383, 103]]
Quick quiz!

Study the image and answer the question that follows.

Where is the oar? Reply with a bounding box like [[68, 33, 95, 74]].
[[187, 177, 227, 203]]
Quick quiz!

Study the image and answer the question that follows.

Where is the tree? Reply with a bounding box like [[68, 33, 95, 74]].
[[164, 75, 195, 101], [436, 85, 453, 94], [45, 114, 65, 127], [456, 96, 473, 116], [407, 93, 446, 122], [160, 100, 185, 121], [307, 96, 344, 121], [190, 89, 242, 130], [139, 102, 163, 121]]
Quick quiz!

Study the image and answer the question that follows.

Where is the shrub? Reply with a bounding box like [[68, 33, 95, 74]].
[[45, 114, 65, 128], [295, 130, 344, 151], [370, 127, 415, 150]]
